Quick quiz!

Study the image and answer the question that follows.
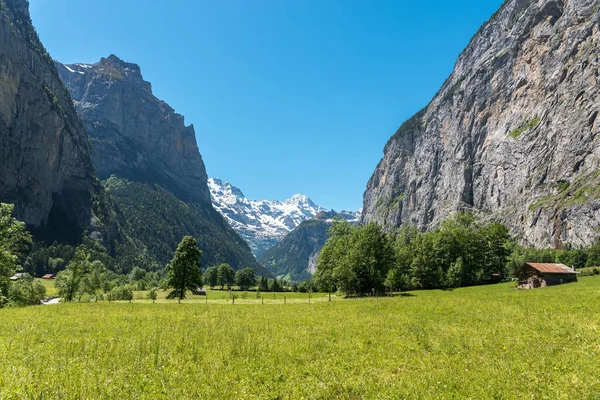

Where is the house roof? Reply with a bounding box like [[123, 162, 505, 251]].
[[42, 274, 54, 279], [522, 262, 579, 274], [9, 273, 24, 280]]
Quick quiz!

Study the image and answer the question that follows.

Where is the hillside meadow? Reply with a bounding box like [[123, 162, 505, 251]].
[[2, 278, 600, 399]]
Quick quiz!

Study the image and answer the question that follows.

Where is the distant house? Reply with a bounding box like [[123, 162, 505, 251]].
[[9, 273, 24, 281], [192, 287, 206, 296], [514, 263, 579, 289], [42, 274, 55, 280]]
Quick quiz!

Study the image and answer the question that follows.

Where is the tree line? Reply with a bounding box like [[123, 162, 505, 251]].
[[315, 213, 511, 296], [314, 211, 600, 296], [0, 203, 289, 306]]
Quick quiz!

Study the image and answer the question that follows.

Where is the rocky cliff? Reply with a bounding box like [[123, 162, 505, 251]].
[[362, 0, 600, 248], [0, 0, 110, 244], [56, 56, 210, 203], [56, 56, 263, 272]]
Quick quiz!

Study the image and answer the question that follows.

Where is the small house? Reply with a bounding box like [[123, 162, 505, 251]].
[[9, 273, 24, 281], [514, 263, 579, 289], [192, 287, 206, 296], [42, 274, 55, 280]]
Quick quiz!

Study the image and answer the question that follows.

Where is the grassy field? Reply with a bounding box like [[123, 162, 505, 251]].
[[1, 278, 600, 399], [134, 288, 335, 304], [35, 278, 58, 298]]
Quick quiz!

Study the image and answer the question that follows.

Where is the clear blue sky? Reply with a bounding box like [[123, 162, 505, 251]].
[[29, 0, 503, 211]]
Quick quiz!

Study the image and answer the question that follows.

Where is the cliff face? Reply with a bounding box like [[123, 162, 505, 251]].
[[362, 0, 600, 248], [56, 55, 210, 203], [56, 55, 263, 272], [0, 0, 106, 243]]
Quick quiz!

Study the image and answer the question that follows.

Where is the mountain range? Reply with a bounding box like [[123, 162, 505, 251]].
[[3, 0, 600, 285], [208, 178, 328, 255]]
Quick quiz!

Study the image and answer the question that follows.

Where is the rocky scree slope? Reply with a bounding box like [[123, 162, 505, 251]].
[[0, 0, 116, 246], [258, 210, 360, 281], [362, 0, 600, 248], [208, 178, 326, 256], [56, 56, 264, 273]]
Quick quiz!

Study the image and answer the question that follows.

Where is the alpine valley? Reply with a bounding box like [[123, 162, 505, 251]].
[[258, 210, 361, 281]]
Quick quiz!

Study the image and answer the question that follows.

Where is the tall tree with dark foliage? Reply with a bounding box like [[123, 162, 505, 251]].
[[165, 236, 203, 303]]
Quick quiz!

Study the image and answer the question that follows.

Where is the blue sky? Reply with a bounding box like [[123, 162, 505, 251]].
[[29, 0, 503, 211]]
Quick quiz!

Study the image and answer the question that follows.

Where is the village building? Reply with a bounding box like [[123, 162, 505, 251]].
[[42, 274, 55, 280], [514, 263, 579, 289], [9, 273, 24, 281], [192, 287, 206, 296]]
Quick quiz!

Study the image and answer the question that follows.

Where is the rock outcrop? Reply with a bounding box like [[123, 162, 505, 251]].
[[56, 56, 263, 272], [56, 56, 210, 203], [0, 0, 109, 244], [362, 0, 600, 248]]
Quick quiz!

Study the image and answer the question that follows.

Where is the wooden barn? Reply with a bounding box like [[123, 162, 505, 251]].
[[514, 263, 579, 289]]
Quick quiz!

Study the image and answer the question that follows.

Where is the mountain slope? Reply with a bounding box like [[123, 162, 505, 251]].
[[56, 55, 210, 203], [0, 0, 115, 246], [258, 211, 360, 281], [209, 178, 326, 255], [362, 0, 600, 248], [56, 56, 263, 272], [104, 177, 269, 275]]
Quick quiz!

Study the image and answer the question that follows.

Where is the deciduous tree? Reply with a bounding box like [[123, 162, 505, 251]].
[[165, 236, 203, 303], [235, 268, 255, 290]]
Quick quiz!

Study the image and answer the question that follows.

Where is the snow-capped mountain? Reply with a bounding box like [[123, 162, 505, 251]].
[[208, 178, 327, 256]]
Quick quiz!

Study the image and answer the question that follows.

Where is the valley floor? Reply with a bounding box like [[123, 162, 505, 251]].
[[2, 278, 600, 399]]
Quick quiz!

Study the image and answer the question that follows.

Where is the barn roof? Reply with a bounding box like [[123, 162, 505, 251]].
[[522, 262, 579, 274]]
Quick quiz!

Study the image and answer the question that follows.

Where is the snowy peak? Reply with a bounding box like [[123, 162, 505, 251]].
[[284, 193, 313, 206], [208, 178, 247, 206], [208, 178, 326, 256]]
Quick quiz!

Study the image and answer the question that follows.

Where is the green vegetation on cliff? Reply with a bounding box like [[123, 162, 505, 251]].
[[104, 177, 267, 275], [258, 219, 330, 281]]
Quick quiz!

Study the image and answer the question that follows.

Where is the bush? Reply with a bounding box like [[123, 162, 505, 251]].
[[108, 285, 133, 301], [8, 275, 46, 306]]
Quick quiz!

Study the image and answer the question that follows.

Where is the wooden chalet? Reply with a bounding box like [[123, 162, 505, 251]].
[[42, 274, 55, 280], [514, 262, 579, 289]]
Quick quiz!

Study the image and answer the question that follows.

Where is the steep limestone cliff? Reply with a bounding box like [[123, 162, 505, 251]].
[[362, 0, 600, 248], [56, 55, 210, 203], [56, 56, 263, 272], [0, 0, 110, 244]]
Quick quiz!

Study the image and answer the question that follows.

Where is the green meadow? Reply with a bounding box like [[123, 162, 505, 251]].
[[2, 278, 600, 399]]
